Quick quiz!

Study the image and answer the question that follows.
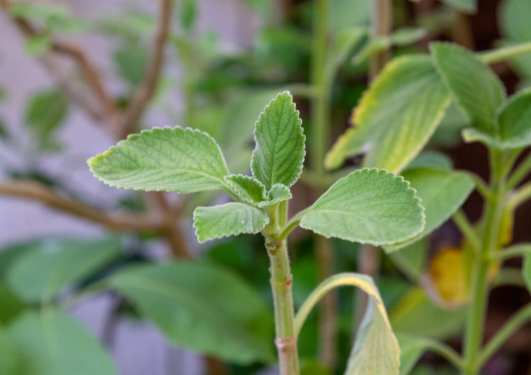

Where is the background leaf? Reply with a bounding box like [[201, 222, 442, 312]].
[[5, 310, 116, 375], [251, 92, 305, 189], [88, 127, 230, 193], [300, 169, 424, 245], [385, 168, 474, 252], [7, 237, 120, 303], [108, 261, 274, 364], [193, 203, 269, 243], [326, 55, 451, 173], [442, 0, 477, 13], [524, 253, 531, 293]]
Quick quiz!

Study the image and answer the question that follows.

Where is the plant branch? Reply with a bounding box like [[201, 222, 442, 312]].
[[452, 210, 480, 253], [478, 303, 531, 367], [492, 243, 531, 261], [508, 182, 531, 209], [508, 154, 531, 188], [118, 0, 174, 138], [423, 338, 464, 370], [480, 41, 531, 65], [0, 180, 161, 232]]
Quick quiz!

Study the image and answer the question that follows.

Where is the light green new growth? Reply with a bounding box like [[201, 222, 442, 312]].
[[251, 91, 306, 189], [224, 174, 267, 204], [193, 203, 270, 243], [88, 127, 230, 193], [300, 169, 425, 246]]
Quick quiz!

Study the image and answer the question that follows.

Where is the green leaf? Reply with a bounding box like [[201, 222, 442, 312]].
[[0, 284, 26, 326], [224, 174, 266, 204], [344, 274, 400, 375], [109, 261, 274, 363], [398, 335, 431, 375], [113, 44, 147, 86], [25, 34, 51, 56], [385, 168, 474, 252], [0, 330, 21, 373], [326, 55, 451, 173], [406, 152, 453, 171], [7, 237, 120, 303], [326, 27, 366, 80], [390, 288, 466, 339], [442, 0, 477, 13], [251, 92, 305, 189], [495, 88, 531, 148], [6, 310, 116, 375], [390, 239, 429, 282], [193, 203, 269, 243], [328, 0, 370, 33], [300, 169, 424, 246], [524, 253, 531, 293], [431, 42, 506, 136], [500, 0, 531, 80], [24, 88, 69, 148], [179, 0, 197, 31], [258, 183, 292, 208], [88, 127, 230, 193]]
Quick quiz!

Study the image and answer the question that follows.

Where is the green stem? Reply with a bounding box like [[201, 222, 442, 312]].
[[492, 243, 531, 261], [310, 0, 329, 176], [462, 150, 508, 375], [508, 181, 531, 209], [478, 303, 531, 367], [452, 210, 480, 253], [508, 154, 531, 188], [264, 206, 299, 375], [422, 339, 464, 370], [480, 41, 531, 65]]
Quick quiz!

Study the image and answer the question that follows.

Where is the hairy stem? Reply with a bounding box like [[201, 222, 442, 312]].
[[463, 150, 508, 375]]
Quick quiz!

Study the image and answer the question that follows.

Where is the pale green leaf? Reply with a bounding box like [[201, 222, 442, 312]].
[[113, 44, 147, 87], [224, 174, 266, 204], [389, 239, 429, 282], [88, 127, 230, 193], [442, 0, 477, 13], [431, 43, 506, 135], [326, 27, 366, 80], [300, 169, 424, 246], [344, 274, 400, 375], [193, 203, 269, 243], [6, 310, 116, 375], [251, 92, 305, 189], [524, 253, 531, 293], [326, 55, 451, 173], [258, 183, 292, 208], [501, 0, 531, 42], [385, 168, 474, 252], [406, 152, 453, 171], [7, 237, 120, 303], [109, 261, 274, 363], [496, 88, 531, 148], [328, 0, 370, 33], [0, 330, 21, 373]]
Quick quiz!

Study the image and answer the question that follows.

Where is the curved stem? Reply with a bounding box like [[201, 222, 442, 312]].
[[480, 41, 531, 65], [478, 303, 531, 367], [492, 243, 531, 261], [452, 210, 480, 253], [422, 338, 464, 370], [508, 182, 531, 209], [508, 154, 531, 188]]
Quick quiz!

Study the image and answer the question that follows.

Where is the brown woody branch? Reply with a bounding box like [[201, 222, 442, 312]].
[[117, 0, 173, 138], [0, 181, 161, 232]]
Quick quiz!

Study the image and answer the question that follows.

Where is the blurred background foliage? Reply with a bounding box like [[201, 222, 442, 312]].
[[0, 0, 530, 374]]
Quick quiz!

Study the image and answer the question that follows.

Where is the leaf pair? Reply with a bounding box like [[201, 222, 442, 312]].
[[90, 92, 426, 246]]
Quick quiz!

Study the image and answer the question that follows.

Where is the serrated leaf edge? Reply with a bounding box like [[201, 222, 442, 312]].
[[299, 168, 426, 246], [87, 126, 231, 193], [224, 174, 267, 204]]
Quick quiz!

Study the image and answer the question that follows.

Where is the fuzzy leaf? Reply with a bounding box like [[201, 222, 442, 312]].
[[326, 55, 451, 173], [6, 310, 116, 375], [193, 203, 269, 243], [431, 43, 506, 136], [344, 274, 400, 375], [108, 261, 274, 363], [7, 237, 120, 303], [224, 174, 266, 204], [385, 168, 474, 252], [251, 92, 305, 189], [300, 169, 424, 245], [88, 127, 230, 193], [258, 183, 292, 208]]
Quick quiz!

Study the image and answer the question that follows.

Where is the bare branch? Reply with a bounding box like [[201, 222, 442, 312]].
[[118, 0, 174, 138], [0, 181, 162, 232]]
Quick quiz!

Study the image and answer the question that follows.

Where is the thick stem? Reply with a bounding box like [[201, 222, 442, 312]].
[[265, 235, 299, 375], [463, 150, 508, 375]]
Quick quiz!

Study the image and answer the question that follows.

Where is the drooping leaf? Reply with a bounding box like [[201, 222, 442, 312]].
[[326, 55, 451, 173], [24, 88, 69, 149], [431, 43, 506, 137], [343, 274, 400, 375], [88, 127, 230, 193], [442, 0, 477, 13], [6, 310, 116, 375], [251, 92, 305, 189], [258, 183, 292, 208], [385, 168, 474, 252], [108, 261, 274, 363], [300, 169, 424, 246], [193, 203, 269, 243], [224, 174, 266, 204], [7, 237, 120, 303]]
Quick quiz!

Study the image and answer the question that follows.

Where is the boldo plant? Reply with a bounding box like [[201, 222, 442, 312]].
[[88, 92, 427, 374]]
